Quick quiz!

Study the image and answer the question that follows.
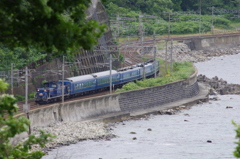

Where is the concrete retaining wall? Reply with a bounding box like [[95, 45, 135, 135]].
[[28, 69, 199, 128], [119, 69, 199, 112], [29, 94, 121, 128], [184, 34, 240, 50]]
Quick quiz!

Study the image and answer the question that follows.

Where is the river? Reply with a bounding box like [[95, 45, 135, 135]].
[[43, 54, 240, 159]]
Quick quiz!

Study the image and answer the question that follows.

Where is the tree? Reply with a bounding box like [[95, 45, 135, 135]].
[[103, 0, 173, 16], [0, 78, 54, 158], [233, 121, 240, 158], [0, 0, 106, 56]]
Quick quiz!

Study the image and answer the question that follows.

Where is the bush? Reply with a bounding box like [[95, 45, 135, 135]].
[[115, 61, 194, 93], [15, 95, 25, 102]]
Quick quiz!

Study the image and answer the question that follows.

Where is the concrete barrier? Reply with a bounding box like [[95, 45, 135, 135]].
[[28, 94, 121, 128], [60, 94, 121, 122]]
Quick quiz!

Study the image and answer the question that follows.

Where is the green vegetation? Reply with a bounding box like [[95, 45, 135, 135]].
[[0, 79, 54, 158], [1, 1, 240, 71], [0, 0, 107, 71], [105, 0, 240, 38], [0, 0, 106, 56], [115, 60, 194, 93], [15, 92, 36, 102], [233, 121, 240, 158], [0, 45, 47, 71], [104, 0, 240, 17]]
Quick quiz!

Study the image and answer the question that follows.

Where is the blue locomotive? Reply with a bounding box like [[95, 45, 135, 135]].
[[35, 59, 160, 104]]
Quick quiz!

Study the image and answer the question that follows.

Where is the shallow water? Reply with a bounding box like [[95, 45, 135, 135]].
[[43, 54, 240, 159]]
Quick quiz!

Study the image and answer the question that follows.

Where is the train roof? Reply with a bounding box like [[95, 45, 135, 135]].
[[92, 70, 118, 77], [119, 67, 141, 73], [145, 63, 152, 67], [64, 74, 95, 82]]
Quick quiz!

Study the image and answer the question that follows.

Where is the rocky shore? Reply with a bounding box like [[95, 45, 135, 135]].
[[157, 43, 240, 63], [31, 121, 115, 152], [157, 42, 240, 95], [197, 74, 240, 95]]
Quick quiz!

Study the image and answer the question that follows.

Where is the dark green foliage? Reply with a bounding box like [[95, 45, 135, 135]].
[[103, 0, 173, 16], [233, 121, 240, 158], [15, 95, 25, 102], [0, 79, 54, 158], [0, 0, 106, 56], [0, 45, 46, 71]]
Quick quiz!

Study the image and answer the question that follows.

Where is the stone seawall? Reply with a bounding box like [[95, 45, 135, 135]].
[[26, 69, 199, 128], [119, 70, 199, 112]]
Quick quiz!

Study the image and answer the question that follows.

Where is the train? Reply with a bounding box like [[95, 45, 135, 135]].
[[35, 59, 160, 104]]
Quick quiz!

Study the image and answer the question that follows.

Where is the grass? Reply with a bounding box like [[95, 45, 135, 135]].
[[115, 59, 195, 93]]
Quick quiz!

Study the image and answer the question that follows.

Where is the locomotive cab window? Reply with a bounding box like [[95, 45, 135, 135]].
[[43, 83, 49, 87]]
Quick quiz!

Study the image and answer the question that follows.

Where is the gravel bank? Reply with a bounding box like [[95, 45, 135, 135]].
[[31, 121, 115, 152], [157, 43, 240, 63]]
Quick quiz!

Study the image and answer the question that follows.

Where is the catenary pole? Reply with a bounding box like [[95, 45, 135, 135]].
[[110, 54, 112, 94], [62, 56, 65, 103]]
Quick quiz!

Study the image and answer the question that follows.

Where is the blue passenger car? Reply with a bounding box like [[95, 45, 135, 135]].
[[92, 70, 120, 90], [144, 63, 154, 77], [119, 67, 141, 84], [62, 75, 96, 96]]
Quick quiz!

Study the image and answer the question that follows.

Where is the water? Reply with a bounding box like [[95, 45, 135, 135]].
[[43, 54, 240, 159]]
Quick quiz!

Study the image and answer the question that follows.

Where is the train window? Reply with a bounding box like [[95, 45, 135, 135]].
[[51, 84, 57, 88], [43, 83, 49, 87]]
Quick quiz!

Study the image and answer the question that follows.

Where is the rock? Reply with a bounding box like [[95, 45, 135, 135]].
[[132, 137, 137, 140], [147, 128, 152, 131], [207, 140, 212, 143], [165, 111, 173, 115], [130, 132, 137, 134], [226, 106, 233, 109]]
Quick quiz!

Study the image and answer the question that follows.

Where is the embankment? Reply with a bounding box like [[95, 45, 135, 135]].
[[26, 67, 200, 128]]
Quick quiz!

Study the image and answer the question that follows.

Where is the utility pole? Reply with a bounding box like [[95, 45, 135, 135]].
[[139, 11, 144, 55], [211, 6, 215, 34], [25, 67, 28, 111], [238, 0, 240, 18], [11, 63, 14, 95], [165, 40, 168, 73], [116, 13, 120, 43], [109, 54, 112, 94], [153, 30, 157, 78], [199, 0, 202, 36], [62, 56, 65, 103], [170, 40, 173, 73], [167, 12, 171, 40], [23, 66, 31, 134]]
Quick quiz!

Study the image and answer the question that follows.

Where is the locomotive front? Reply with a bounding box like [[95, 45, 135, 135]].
[[35, 81, 59, 104], [35, 88, 50, 104]]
